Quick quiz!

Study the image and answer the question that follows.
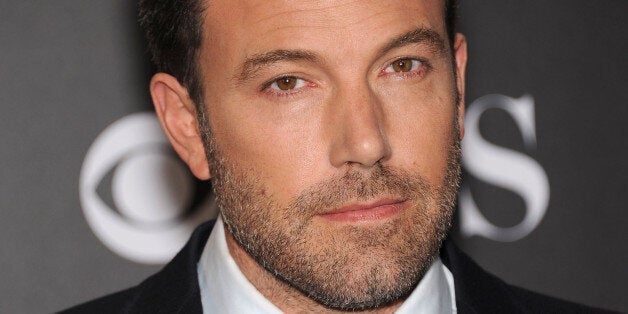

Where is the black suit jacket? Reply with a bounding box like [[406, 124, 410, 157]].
[[61, 220, 614, 313]]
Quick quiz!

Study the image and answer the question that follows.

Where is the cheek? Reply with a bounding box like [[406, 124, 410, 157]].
[[380, 79, 457, 184], [206, 96, 327, 203], [392, 124, 453, 188]]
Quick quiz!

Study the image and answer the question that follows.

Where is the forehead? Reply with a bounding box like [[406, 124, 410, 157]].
[[201, 0, 446, 58]]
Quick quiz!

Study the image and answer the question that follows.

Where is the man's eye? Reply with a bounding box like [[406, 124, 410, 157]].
[[269, 76, 307, 91], [384, 58, 422, 73]]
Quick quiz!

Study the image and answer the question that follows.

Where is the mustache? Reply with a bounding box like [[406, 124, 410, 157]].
[[288, 164, 432, 216]]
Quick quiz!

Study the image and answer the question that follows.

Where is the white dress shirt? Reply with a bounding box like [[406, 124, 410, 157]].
[[198, 217, 457, 313]]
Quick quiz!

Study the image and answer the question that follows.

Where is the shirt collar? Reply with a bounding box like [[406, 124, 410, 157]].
[[198, 217, 456, 313]]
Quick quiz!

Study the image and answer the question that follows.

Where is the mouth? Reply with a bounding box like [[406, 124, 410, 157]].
[[318, 198, 407, 223]]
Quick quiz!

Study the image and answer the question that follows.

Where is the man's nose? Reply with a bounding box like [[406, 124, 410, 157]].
[[328, 83, 391, 168]]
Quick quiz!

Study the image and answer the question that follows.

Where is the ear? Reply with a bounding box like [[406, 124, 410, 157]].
[[150, 73, 211, 180], [453, 33, 468, 140]]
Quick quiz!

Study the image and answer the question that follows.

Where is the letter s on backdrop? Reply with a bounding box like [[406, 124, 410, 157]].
[[459, 94, 550, 242]]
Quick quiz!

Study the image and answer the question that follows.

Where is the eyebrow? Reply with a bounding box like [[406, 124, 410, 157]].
[[236, 49, 319, 84], [234, 27, 446, 84], [380, 27, 446, 58]]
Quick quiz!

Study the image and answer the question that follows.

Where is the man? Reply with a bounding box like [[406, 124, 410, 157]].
[[63, 0, 612, 313]]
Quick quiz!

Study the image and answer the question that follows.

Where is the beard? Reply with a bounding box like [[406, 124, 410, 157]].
[[200, 112, 462, 310]]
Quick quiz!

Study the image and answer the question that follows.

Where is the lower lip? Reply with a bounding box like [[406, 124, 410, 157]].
[[320, 201, 405, 223]]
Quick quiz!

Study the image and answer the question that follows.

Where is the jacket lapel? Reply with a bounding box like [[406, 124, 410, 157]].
[[440, 239, 524, 313], [125, 220, 216, 313]]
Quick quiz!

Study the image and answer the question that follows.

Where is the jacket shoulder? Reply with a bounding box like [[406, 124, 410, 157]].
[[506, 284, 618, 314], [58, 287, 139, 314], [440, 239, 618, 313], [58, 220, 215, 314]]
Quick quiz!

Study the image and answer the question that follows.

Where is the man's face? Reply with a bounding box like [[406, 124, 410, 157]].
[[197, 0, 465, 310]]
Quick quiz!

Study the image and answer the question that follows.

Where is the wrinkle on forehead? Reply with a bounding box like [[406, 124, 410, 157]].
[[208, 0, 443, 33], [248, 1, 392, 30], [247, 1, 350, 26]]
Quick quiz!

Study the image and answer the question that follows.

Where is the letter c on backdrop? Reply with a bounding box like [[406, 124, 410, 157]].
[[79, 112, 217, 264]]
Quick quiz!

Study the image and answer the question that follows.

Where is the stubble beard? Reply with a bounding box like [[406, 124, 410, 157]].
[[199, 110, 462, 311]]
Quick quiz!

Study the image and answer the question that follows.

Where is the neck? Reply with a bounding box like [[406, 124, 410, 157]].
[[223, 225, 403, 313]]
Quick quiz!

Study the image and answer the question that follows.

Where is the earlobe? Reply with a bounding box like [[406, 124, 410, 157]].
[[453, 33, 468, 140], [150, 73, 211, 180]]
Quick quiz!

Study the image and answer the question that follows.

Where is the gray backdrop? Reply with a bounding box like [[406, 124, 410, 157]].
[[1, 1, 626, 313]]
